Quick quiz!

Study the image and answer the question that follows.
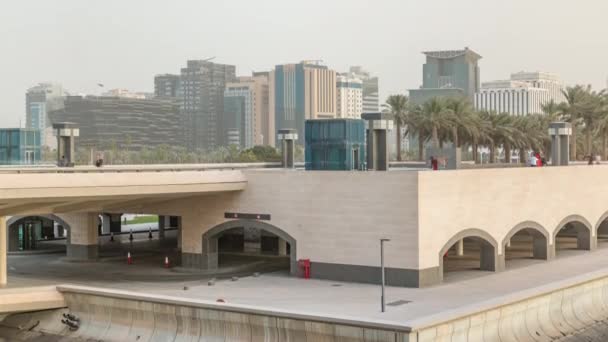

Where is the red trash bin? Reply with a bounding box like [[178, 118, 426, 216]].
[[298, 259, 310, 279]]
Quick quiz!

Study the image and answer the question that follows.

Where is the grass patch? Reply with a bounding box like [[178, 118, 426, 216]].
[[125, 215, 158, 225]]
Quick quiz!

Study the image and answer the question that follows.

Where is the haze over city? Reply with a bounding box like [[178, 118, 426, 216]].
[[1, 0, 606, 127]]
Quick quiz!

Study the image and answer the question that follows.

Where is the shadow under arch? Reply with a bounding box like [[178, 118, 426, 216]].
[[594, 210, 608, 236], [201, 220, 297, 275], [502, 220, 551, 260], [552, 214, 594, 251], [438, 228, 501, 283], [7, 215, 72, 251]]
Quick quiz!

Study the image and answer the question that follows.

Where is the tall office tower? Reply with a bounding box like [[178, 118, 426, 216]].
[[474, 72, 566, 116], [348, 66, 379, 113], [25, 83, 65, 148], [154, 74, 182, 98], [49, 95, 184, 151], [223, 73, 272, 149], [181, 60, 236, 150], [409, 47, 482, 105], [336, 74, 363, 119], [269, 61, 336, 144]]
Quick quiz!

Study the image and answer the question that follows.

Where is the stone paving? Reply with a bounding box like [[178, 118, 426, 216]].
[[7, 240, 608, 329]]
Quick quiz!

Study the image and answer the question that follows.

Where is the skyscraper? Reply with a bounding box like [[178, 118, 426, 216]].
[[154, 74, 182, 98], [348, 66, 379, 113], [223, 73, 272, 149], [409, 47, 482, 105], [181, 60, 236, 150], [49, 95, 184, 151], [25, 83, 65, 148], [270, 61, 336, 144], [336, 74, 363, 119]]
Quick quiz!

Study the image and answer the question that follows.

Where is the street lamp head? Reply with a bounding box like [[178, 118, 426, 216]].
[[380, 238, 391, 242]]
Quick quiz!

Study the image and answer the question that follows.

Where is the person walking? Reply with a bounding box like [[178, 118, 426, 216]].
[[430, 156, 438, 171], [535, 152, 542, 167], [528, 152, 538, 167]]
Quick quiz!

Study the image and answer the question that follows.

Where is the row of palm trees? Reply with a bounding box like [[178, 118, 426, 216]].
[[385, 85, 608, 163]]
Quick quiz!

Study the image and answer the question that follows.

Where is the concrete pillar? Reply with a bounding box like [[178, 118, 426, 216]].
[[244, 227, 261, 254], [362, 113, 393, 171], [0, 216, 6, 286], [577, 230, 594, 251], [108, 214, 122, 233], [456, 239, 464, 256], [53, 122, 79, 167], [480, 243, 503, 272], [548, 122, 571, 166], [66, 213, 98, 260], [176, 216, 182, 250], [101, 215, 111, 235], [158, 215, 166, 239], [278, 129, 298, 168], [533, 236, 550, 260], [278, 238, 288, 256]]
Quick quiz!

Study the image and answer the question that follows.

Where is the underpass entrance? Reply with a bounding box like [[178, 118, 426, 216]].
[[203, 220, 297, 275]]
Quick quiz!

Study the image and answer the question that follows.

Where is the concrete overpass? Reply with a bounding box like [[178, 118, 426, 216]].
[[2, 163, 608, 288]]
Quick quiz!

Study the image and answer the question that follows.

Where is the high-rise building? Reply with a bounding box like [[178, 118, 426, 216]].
[[154, 74, 182, 98], [474, 72, 565, 116], [181, 60, 236, 150], [25, 83, 65, 148], [222, 73, 272, 149], [336, 75, 363, 119], [49, 95, 184, 151], [409, 47, 482, 105], [348, 66, 379, 113], [270, 61, 336, 144]]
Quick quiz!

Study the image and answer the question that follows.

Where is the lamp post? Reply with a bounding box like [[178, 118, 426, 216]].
[[380, 238, 390, 312]]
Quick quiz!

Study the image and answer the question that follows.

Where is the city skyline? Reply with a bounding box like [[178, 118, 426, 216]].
[[1, 0, 607, 127]]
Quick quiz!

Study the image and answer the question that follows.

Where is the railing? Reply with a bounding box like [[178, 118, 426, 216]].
[[0, 162, 283, 174]]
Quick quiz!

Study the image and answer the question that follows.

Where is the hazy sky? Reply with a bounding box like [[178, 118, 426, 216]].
[[1, 0, 607, 127]]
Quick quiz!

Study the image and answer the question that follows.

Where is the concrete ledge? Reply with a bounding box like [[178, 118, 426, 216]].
[[55, 285, 413, 334], [0, 286, 66, 314], [310, 261, 439, 288]]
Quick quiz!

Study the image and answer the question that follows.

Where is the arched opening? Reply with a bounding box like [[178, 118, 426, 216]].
[[202, 220, 297, 276], [439, 229, 501, 283], [7, 215, 71, 252], [554, 215, 593, 257], [596, 212, 608, 248], [503, 222, 550, 269]]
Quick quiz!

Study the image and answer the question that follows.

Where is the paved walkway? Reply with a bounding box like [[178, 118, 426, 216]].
[[6, 242, 608, 328]]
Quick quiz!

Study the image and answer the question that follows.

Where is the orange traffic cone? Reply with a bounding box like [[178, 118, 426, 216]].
[[127, 252, 132, 265]]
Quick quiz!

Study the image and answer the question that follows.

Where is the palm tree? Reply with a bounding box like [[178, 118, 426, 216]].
[[384, 95, 409, 161], [593, 91, 608, 159], [416, 98, 453, 148], [560, 85, 589, 160], [480, 111, 517, 163], [404, 106, 428, 161], [445, 97, 476, 148], [541, 100, 562, 120]]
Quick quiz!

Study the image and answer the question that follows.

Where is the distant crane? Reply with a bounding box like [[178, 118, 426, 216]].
[[201, 56, 216, 62]]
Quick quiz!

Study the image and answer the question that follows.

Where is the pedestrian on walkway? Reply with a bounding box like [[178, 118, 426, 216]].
[[528, 152, 538, 167], [430, 156, 438, 171]]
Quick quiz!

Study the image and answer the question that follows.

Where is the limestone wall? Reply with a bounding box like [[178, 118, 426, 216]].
[[417, 165, 608, 270], [147, 170, 420, 271]]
